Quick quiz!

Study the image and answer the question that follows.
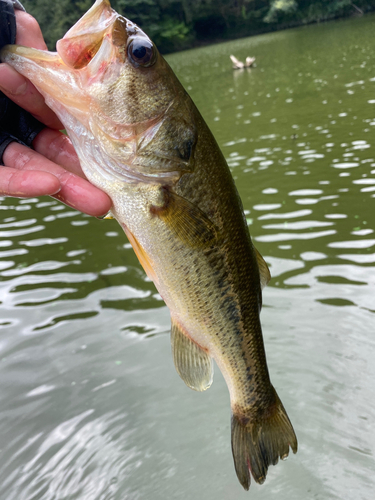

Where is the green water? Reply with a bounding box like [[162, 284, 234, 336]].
[[1, 13, 375, 500]]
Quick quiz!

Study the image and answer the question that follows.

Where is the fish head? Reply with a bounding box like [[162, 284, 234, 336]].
[[1, 0, 197, 184]]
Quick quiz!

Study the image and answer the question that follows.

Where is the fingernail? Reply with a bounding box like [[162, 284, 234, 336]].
[[0, 81, 27, 95], [14, 80, 27, 94]]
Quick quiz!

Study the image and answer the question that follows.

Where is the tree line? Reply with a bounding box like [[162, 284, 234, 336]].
[[22, 0, 375, 54]]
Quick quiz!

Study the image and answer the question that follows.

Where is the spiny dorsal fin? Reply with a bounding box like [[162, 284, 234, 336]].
[[254, 247, 271, 290], [171, 318, 213, 392], [151, 188, 218, 249]]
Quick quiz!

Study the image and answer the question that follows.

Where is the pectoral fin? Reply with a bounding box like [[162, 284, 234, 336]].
[[255, 247, 271, 289], [171, 318, 213, 392], [151, 188, 218, 248]]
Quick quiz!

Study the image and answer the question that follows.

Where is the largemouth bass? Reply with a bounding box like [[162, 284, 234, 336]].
[[1, 0, 297, 489]]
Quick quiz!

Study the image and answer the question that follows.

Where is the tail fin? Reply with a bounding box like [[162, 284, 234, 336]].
[[231, 387, 297, 490]]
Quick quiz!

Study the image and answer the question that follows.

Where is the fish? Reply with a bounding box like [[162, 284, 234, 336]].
[[0, 0, 297, 489]]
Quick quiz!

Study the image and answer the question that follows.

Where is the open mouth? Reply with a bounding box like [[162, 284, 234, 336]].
[[0, 0, 127, 117]]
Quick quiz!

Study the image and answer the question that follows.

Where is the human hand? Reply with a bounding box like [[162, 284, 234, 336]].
[[0, 5, 112, 216]]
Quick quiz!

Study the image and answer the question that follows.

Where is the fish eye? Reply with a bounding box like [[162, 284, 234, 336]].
[[128, 37, 156, 67]]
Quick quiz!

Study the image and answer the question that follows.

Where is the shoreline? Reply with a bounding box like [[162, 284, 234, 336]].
[[161, 9, 375, 55]]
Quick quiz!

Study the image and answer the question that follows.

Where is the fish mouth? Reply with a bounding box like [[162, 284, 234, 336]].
[[0, 0, 133, 121], [0, 0, 194, 185]]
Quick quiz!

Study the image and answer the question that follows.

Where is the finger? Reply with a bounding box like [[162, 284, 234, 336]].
[[0, 165, 60, 197], [15, 11, 48, 50], [0, 63, 63, 129], [32, 129, 83, 178], [2, 141, 112, 216], [0, 11, 63, 129], [53, 170, 112, 217]]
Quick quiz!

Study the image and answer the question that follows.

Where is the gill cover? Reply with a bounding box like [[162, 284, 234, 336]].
[[0, 0, 197, 183]]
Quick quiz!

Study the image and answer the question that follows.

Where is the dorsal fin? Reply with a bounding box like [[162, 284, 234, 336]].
[[254, 247, 271, 290], [171, 318, 213, 392]]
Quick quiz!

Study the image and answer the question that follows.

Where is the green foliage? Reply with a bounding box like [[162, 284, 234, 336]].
[[21, 0, 375, 54], [22, 0, 93, 49], [264, 1, 298, 23]]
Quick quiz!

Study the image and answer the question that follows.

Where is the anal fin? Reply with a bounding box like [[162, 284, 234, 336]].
[[171, 318, 213, 392]]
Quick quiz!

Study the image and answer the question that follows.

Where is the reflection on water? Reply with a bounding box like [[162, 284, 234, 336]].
[[1, 12, 375, 500]]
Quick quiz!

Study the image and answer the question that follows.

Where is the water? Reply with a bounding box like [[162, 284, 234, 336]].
[[1, 13, 375, 500]]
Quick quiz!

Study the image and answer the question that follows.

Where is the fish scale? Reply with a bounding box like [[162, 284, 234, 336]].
[[0, 0, 297, 490]]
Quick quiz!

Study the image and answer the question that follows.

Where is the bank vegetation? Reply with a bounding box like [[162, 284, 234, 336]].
[[22, 0, 375, 54]]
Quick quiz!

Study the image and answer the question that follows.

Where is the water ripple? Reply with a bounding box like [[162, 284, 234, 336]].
[[256, 230, 336, 242]]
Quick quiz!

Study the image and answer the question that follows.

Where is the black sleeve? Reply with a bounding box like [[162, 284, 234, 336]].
[[0, 0, 45, 165]]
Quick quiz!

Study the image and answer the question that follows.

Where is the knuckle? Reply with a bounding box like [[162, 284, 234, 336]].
[[4, 142, 37, 170], [48, 133, 72, 163]]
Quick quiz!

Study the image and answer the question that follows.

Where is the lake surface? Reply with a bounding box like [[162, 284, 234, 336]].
[[1, 12, 375, 500]]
